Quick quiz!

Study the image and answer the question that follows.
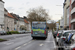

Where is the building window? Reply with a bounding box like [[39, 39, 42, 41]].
[[72, 1, 75, 9], [72, 12, 75, 20]]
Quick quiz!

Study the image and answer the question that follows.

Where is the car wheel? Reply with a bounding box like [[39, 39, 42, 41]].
[[54, 36, 56, 38], [56, 42, 58, 45], [58, 48, 64, 50], [32, 37, 35, 39]]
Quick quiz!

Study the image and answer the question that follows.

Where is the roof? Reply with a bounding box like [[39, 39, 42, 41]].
[[7, 13, 15, 18], [10, 13, 19, 20], [4, 8, 8, 12], [24, 19, 29, 24]]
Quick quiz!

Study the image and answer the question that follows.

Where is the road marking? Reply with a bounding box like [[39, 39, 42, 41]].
[[15, 40, 34, 50], [45, 41, 54, 42], [23, 43, 28, 46], [15, 46, 21, 50], [39, 44, 44, 46], [53, 41, 56, 48], [51, 32, 56, 48], [28, 41, 32, 43], [4, 42, 14, 45]]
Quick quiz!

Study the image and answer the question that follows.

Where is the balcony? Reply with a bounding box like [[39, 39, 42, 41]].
[[71, 18, 75, 23], [71, 7, 75, 14], [71, 0, 75, 4]]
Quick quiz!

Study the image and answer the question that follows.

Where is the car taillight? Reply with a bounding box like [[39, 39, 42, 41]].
[[31, 30, 33, 34], [57, 33, 59, 36], [72, 48, 75, 50], [62, 38, 65, 40], [44, 29, 46, 34]]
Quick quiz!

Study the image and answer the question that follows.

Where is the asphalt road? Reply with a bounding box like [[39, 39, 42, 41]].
[[0, 31, 56, 50], [0, 34, 30, 40]]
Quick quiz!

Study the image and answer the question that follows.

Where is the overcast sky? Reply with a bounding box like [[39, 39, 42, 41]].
[[3, 0, 64, 21]]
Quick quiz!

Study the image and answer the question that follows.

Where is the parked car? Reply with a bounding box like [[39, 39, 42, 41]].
[[22, 30, 25, 33], [58, 33, 74, 50], [58, 30, 72, 46], [68, 34, 75, 50], [53, 31, 58, 38], [56, 30, 62, 45], [18, 31, 23, 34], [58, 30, 75, 50], [25, 31, 31, 33], [18, 30, 25, 34], [0, 31, 6, 35]]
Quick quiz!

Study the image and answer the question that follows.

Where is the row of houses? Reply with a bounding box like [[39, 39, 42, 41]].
[[0, 0, 31, 31], [57, 0, 75, 30]]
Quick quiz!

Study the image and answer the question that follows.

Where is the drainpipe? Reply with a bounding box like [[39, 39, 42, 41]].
[[69, 0, 71, 30]]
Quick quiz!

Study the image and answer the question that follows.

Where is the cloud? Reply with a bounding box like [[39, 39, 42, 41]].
[[19, 7, 24, 9], [3, 0, 64, 20], [6, 7, 14, 11], [26, 2, 30, 4]]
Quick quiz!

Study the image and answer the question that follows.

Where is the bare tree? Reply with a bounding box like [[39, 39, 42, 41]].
[[27, 6, 50, 23], [47, 21, 56, 30], [20, 25, 27, 31]]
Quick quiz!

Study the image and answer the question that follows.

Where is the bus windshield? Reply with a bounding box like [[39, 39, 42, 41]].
[[32, 23, 46, 29]]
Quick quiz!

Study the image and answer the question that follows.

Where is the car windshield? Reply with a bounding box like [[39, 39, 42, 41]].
[[71, 31, 75, 34], [63, 32, 70, 36]]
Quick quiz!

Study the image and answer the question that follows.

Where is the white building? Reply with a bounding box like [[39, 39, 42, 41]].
[[60, 18, 64, 29], [71, 0, 75, 30], [63, 0, 70, 29], [0, 0, 4, 31], [56, 22, 59, 30], [28, 21, 31, 31], [19, 18, 25, 30], [67, 6, 70, 29]]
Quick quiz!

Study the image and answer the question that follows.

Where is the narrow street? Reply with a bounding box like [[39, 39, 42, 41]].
[[0, 31, 56, 50]]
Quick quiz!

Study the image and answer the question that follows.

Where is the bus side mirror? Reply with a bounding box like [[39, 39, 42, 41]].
[[47, 27, 49, 29]]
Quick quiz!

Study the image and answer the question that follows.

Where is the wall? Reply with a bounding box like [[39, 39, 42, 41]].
[[63, 0, 70, 28], [0, 1, 4, 31], [4, 16, 14, 31]]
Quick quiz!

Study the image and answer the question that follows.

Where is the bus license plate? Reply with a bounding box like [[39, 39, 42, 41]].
[[35, 32, 37, 34], [38, 31, 42, 33]]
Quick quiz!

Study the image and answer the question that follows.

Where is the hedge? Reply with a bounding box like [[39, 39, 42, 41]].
[[7, 31, 20, 34]]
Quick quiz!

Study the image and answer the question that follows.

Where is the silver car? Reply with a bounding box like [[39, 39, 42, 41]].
[[58, 30, 75, 50], [0, 31, 6, 35], [56, 30, 62, 45], [58, 30, 72, 47]]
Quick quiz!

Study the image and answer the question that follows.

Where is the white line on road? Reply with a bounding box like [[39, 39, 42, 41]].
[[51, 32, 56, 48], [15, 40, 34, 50], [28, 41, 32, 43], [15, 46, 21, 50], [23, 43, 28, 46], [45, 41, 54, 42], [39, 44, 44, 46]]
